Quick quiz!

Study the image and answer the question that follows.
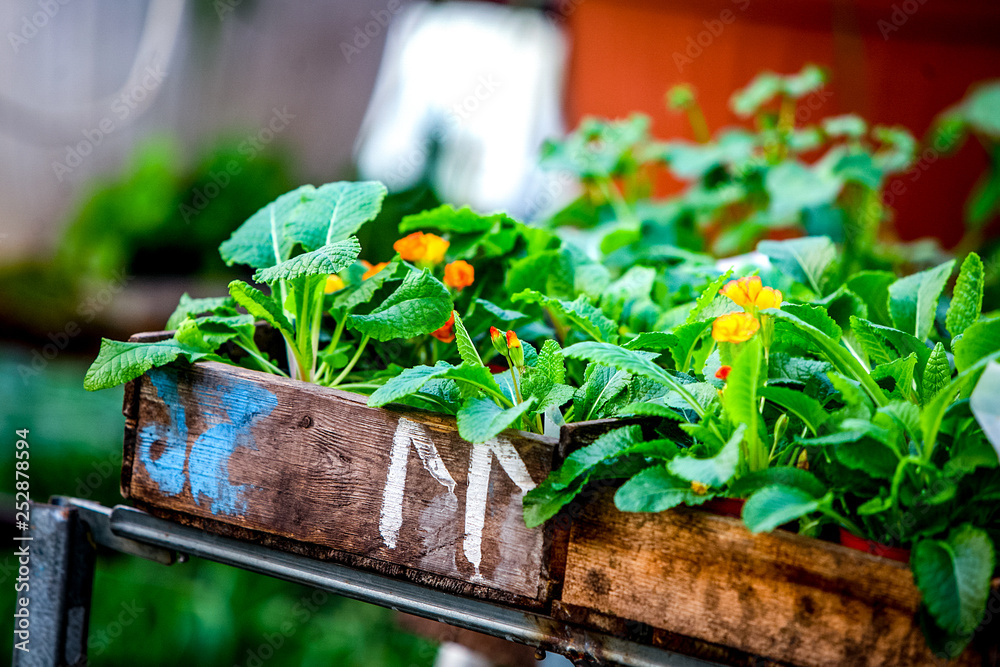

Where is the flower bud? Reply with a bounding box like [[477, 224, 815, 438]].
[[506, 330, 524, 368], [490, 327, 507, 356]]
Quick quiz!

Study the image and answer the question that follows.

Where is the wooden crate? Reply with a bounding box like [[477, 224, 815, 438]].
[[121, 353, 572, 608], [559, 493, 995, 667]]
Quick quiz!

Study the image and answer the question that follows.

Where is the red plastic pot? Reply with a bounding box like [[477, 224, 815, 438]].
[[701, 497, 745, 519], [838, 528, 911, 563]]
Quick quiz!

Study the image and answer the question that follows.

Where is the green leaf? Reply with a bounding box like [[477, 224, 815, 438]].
[[870, 353, 917, 401], [729, 467, 826, 499], [285, 181, 387, 250], [945, 253, 984, 339], [685, 269, 733, 325], [513, 290, 618, 343], [953, 317, 1000, 372], [764, 163, 843, 225], [475, 299, 529, 327], [563, 342, 705, 417], [332, 260, 398, 312], [174, 314, 255, 351], [220, 185, 313, 268], [845, 270, 895, 326], [922, 352, 1000, 459], [724, 339, 763, 470], [852, 317, 932, 383], [573, 364, 631, 421], [253, 238, 362, 284], [888, 259, 955, 340], [743, 486, 827, 533], [228, 280, 294, 337], [368, 363, 452, 407], [523, 475, 588, 528], [439, 364, 507, 402], [546, 426, 644, 491], [616, 402, 685, 420], [166, 294, 237, 330], [456, 396, 537, 444], [759, 386, 827, 435], [348, 270, 452, 342], [758, 235, 836, 295], [399, 204, 507, 234], [451, 311, 483, 368], [614, 466, 711, 513], [781, 303, 842, 342], [521, 339, 565, 401], [768, 310, 888, 407], [84, 339, 212, 391], [668, 424, 743, 488], [912, 525, 995, 636]]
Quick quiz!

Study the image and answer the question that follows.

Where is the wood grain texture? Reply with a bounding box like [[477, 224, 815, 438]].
[[123, 360, 561, 603], [561, 493, 988, 667]]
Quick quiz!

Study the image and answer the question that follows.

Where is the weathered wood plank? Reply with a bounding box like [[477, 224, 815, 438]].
[[123, 360, 561, 604], [561, 493, 986, 667]]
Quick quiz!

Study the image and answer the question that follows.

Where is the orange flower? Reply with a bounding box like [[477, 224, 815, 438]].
[[393, 231, 449, 265], [505, 330, 521, 349], [712, 312, 760, 343], [490, 326, 507, 355], [720, 276, 782, 311], [715, 365, 732, 381], [431, 311, 455, 343], [362, 261, 389, 280], [324, 275, 345, 294], [443, 260, 475, 291]]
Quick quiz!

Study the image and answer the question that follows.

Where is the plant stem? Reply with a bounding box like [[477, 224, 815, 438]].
[[330, 334, 371, 387]]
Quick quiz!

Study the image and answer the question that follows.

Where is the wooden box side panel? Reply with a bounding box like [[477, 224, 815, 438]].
[[560, 495, 981, 667], [123, 361, 560, 602]]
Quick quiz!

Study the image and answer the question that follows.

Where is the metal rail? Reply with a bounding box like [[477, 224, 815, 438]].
[[17, 499, 720, 667]]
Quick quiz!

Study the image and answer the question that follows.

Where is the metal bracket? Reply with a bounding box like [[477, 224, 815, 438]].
[[50, 497, 180, 566]]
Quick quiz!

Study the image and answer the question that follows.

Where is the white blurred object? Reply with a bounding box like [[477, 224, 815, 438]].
[[434, 642, 494, 667], [354, 1, 573, 221]]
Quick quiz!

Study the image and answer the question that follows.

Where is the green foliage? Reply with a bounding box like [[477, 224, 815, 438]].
[[946, 253, 985, 338], [347, 270, 452, 342], [888, 260, 955, 340]]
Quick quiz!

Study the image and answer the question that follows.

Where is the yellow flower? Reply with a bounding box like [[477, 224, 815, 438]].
[[362, 261, 389, 280], [443, 260, 475, 291], [712, 312, 760, 343], [720, 276, 782, 311], [324, 275, 345, 294], [690, 481, 709, 495], [393, 231, 449, 265]]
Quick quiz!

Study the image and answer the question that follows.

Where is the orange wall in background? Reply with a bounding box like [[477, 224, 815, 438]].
[[564, 0, 1000, 246]]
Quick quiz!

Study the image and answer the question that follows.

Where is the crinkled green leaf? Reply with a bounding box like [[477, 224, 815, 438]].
[[729, 467, 826, 499], [220, 185, 314, 268], [946, 253, 984, 339], [685, 269, 733, 325], [166, 293, 237, 330], [573, 364, 631, 421], [546, 426, 644, 492], [451, 310, 483, 368], [399, 204, 509, 234], [852, 316, 932, 384], [174, 314, 255, 351], [332, 260, 398, 311], [456, 396, 537, 444], [285, 181, 387, 250], [888, 259, 955, 340], [513, 290, 618, 343], [348, 269, 452, 341], [871, 353, 917, 401], [253, 238, 362, 284], [228, 280, 294, 337], [367, 362, 452, 407], [84, 339, 212, 391]]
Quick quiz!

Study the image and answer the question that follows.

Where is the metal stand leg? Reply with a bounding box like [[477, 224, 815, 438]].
[[13, 503, 95, 667]]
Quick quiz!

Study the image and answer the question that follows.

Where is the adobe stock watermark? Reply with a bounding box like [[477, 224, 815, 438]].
[[18, 269, 132, 384], [7, 0, 73, 54], [89, 599, 146, 658], [340, 0, 408, 64], [179, 106, 295, 224], [235, 589, 330, 667], [877, 0, 929, 40], [51, 63, 168, 182], [673, 0, 752, 73]]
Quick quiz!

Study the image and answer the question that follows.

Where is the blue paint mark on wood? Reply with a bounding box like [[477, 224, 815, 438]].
[[188, 380, 277, 516], [136, 367, 278, 518], [137, 368, 188, 496]]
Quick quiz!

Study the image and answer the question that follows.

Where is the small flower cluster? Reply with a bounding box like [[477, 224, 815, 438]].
[[711, 276, 782, 344]]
